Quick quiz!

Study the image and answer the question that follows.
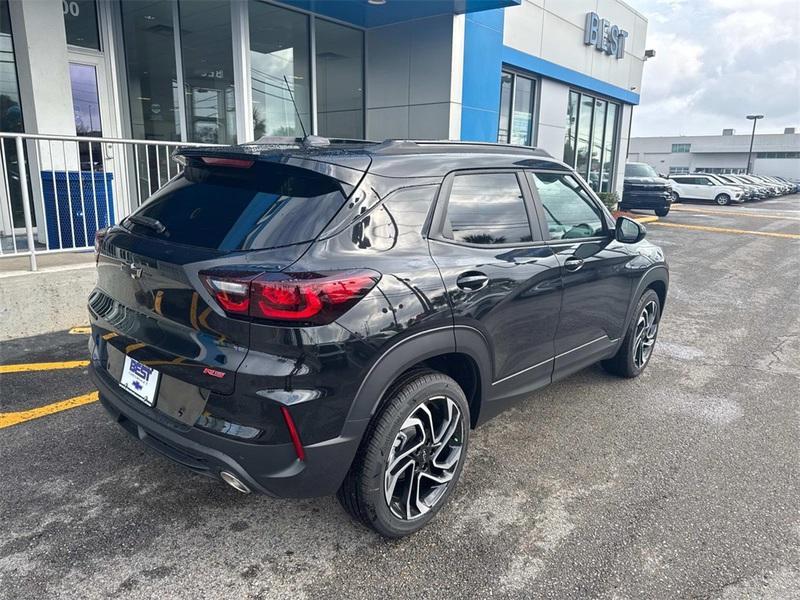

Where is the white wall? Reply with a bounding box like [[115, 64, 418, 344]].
[[365, 15, 459, 141], [535, 78, 570, 158], [503, 0, 647, 92], [630, 133, 800, 178]]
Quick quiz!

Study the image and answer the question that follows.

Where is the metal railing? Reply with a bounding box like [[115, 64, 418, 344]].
[[0, 132, 219, 270]]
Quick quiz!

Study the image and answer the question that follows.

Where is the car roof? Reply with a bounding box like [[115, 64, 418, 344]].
[[177, 137, 568, 180]]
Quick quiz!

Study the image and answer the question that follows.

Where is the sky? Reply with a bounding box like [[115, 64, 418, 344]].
[[628, 0, 800, 137]]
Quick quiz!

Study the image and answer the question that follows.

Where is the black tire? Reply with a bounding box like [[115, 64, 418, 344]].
[[715, 193, 730, 206], [671, 191, 680, 203], [337, 369, 470, 538], [655, 207, 670, 217], [602, 289, 661, 378]]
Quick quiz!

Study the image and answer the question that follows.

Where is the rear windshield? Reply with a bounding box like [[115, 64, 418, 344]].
[[124, 162, 346, 251]]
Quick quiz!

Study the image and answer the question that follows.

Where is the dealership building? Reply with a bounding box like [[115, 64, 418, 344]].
[[0, 0, 649, 263], [629, 130, 800, 180]]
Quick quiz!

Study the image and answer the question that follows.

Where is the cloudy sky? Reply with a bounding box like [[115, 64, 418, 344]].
[[628, 0, 800, 137]]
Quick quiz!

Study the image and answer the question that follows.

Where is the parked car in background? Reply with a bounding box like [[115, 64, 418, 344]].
[[87, 138, 669, 537], [754, 175, 793, 195], [716, 175, 770, 199], [698, 173, 757, 201], [735, 175, 780, 197], [622, 162, 673, 216], [669, 174, 745, 206]]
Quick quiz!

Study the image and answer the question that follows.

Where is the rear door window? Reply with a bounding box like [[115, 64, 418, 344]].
[[125, 162, 347, 251], [441, 172, 533, 245]]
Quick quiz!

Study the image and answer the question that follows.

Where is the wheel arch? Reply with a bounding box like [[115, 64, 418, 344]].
[[622, 265, 669, 336], [346, 326, 491, 429]]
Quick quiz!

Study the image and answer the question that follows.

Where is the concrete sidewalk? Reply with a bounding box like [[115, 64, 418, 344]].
[[0, 261, 95, 341]]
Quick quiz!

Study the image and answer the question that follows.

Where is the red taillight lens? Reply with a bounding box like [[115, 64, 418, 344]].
[[200, 156, 254, 169], [280, 406, 305, 461], [201, 270, 380, 325], [201, 274, 257, 315]]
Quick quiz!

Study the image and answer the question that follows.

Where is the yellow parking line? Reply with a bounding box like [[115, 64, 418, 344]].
[[650, 221, 800, 239], [635, 216, 659, 224], [0, 391, 98, 429], [68, 326, 92, 335], [0, 360, 90, 374], [671, 206, 800, 221]]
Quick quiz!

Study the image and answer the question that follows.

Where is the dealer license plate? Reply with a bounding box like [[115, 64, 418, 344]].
[[119, 355, 160, 406]]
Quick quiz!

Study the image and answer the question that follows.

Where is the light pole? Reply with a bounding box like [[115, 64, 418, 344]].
[[745, 114, 764, 174]]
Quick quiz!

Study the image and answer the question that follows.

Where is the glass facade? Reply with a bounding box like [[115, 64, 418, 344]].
[[249, 1, 310, 138], [179, 1, 237, 144], [118, 1, 366, 144], [497, 70, 535, 146], [63, 0, 100, 50], [120, 1, 181, 141], [315, 19, 364, 139], [1, 0, 31, 229], [563, 90, 620, 192]]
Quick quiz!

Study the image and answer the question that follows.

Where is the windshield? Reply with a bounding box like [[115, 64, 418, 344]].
[[625, 163, 658, 178], [124, 162, 346, 251]]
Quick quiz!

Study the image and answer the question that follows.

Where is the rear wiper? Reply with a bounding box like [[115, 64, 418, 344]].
[[128, 214, 168, 236]]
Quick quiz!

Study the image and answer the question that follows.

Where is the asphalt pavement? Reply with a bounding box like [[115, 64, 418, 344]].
[[1, 195, 799, 599]]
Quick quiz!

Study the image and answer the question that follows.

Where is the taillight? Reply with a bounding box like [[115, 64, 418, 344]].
[[200, 270, 380, 325]]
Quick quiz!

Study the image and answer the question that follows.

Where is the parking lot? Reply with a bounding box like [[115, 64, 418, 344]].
[[1, 195, 799, 599]]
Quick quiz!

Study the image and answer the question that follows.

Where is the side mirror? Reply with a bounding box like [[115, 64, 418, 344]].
[[615, 216, 646, 244]]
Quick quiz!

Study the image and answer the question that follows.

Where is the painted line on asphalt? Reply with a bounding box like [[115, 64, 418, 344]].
[[68, 326, 92, 334], [671, 206, 800, 220], [0, 391, 98, 429], [0, 360, 90, 374], [650, 221, 800, 239]]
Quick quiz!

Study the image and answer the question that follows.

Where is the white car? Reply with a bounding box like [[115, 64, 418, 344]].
[[668, 174, 744, 206]]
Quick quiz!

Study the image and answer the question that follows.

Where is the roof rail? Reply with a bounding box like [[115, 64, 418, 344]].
[[371, 139, 553, 158]]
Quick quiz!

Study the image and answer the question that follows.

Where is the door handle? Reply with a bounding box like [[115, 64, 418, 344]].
[[564, 257, 584, 272], [456, 272, 489, 291]]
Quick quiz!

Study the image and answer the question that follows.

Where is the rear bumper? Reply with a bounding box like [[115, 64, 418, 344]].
[[90, 363, 367, 498]]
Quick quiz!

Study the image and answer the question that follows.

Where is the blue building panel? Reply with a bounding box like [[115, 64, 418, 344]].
[[460, 8, 505, 142], [501, 46, 641, 105]]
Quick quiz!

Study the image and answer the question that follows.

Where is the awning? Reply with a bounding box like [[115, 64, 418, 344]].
[[279, 0, 521, 28]]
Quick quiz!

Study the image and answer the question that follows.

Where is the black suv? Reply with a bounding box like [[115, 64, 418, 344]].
[[622, 162, 673, 216], [88, 139, 668, 537]]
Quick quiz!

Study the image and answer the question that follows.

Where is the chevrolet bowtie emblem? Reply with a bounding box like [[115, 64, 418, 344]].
[[123, 262, 143, 279]]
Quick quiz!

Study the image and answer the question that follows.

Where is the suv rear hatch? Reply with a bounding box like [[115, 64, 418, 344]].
[[90, 150, 368, 403]]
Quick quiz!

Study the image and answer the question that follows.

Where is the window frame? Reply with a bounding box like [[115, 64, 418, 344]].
[[497, 68, 538, 146], [562, 88, 620, 192], [525, 169, 614, 244], [429, 168, 543, 249]]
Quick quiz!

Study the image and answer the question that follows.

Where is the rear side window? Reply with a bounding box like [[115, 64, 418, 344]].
[[442, 172, 532, 245], [529, 172, 604, 240], [125, 162, 346, 251]]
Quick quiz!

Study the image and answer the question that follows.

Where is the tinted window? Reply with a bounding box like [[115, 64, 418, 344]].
[[126, 162, 346, 251], [530, 173, 604, 240], [443, 173, 532, 245]]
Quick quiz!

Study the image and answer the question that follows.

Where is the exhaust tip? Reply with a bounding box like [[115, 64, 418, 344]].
[[220, 470, 251, 494]]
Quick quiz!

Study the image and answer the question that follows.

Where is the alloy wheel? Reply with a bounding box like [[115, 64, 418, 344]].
[[384, 395, 465, 521], [633, 300, 659, 369]]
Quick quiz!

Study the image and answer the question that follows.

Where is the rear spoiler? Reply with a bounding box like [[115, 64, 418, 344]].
[[173, 146, 371, 192]]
